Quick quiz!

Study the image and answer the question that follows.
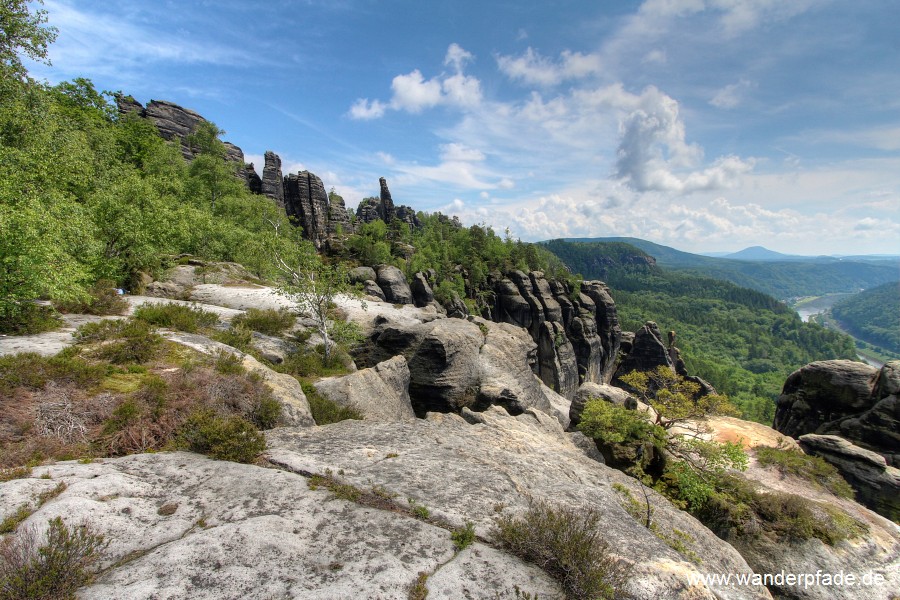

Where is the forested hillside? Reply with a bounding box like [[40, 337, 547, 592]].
[[832, 281, 900, 354], [542, 239, 859, 423], [563, 237, 899, 299]]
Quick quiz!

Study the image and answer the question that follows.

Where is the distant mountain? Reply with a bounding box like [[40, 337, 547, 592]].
[[724, 246, 802, 261], [550, 237, 900, 299]]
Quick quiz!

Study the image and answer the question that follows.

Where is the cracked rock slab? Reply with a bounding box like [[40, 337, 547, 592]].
[[0, 453, 565, 600]]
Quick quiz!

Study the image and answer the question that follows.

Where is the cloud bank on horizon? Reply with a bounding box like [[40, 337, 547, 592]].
[[29, 0, 900, 255]]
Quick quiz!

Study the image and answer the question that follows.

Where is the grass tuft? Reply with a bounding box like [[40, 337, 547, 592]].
[[132, 303, 218, 333], [450, 521, 476, 552], [300, 383, 363, 425]]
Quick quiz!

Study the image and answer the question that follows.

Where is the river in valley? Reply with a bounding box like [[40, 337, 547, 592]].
[[790, 293, 884, 368]]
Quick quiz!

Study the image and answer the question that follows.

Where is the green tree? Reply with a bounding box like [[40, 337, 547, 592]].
[[270, 223, 354, 364], [0, 0, 57, 79], [186, 121, 242, 211], [619, 367, 736, 431], [579, 368, 747, 510]]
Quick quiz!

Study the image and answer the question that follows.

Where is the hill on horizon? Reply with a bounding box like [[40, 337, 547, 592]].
[[553, 237, 900, 299]]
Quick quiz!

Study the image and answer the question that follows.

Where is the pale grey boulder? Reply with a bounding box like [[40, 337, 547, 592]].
[[313, 355, 415, 421], [376, 265, 414, 304]]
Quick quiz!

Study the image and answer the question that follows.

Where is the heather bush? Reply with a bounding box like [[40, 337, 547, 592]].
[[494, 499, 631, 600]]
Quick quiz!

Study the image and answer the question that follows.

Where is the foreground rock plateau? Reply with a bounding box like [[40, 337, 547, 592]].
[[2, 284, 898, 599]]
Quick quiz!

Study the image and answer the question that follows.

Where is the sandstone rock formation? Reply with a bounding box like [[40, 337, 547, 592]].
[[313, 355, 415, 421], [378, 176, 396, 222], [244, 162, 262, 194], [114, 95, 252, 183], [614, 321, 674, 378], [487, 272, 620, 399], [364, 315, 569, 422], [283, 171, 330, 250], [375, 265, 414, 304], [261, 150, 284, 207], [355, 177, 420, 228], [326, 189, 353, 236], [774, 360, 899, 467]]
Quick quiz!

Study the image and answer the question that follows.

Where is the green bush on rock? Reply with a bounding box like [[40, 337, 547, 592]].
[[177, 409, 265, 464]]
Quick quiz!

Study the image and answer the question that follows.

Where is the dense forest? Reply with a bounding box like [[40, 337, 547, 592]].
[[564, 237, 899, 300], [542, 240, 859, 423], [831, 281, 900, 354]]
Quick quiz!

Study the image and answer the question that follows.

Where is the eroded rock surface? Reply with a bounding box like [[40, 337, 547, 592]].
[[799, 434, 900, 522], [366, 315, 565, 421], [0, 453, 562, 600], [267, 406, 772, 600], [488, 273, 621, 399]]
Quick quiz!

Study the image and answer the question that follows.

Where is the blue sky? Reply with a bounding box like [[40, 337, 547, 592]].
[[27, 0, 900, 255]]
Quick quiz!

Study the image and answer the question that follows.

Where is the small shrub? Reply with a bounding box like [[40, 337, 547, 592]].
[[213, 350, 245, 375], [210, 324, 253, 352], [276, 344, 354, 379], [301, 383, 363, 425], [0, 353, 106, 396], [0, 516, 105, 600], [0, 304, 62, 336], [410, 501, 430, 520], [232, 308, 296, 337], [0, 467, 31, 483], [0, 505, 33, 535], [78, 319, 162, 365], [450, 521, 476, 552], [696, 475, 868, 545], [132, 303, 218, 333], [177, 409, 265, 463], [755, 446, 854, 499], [250, 395, 282, 430], [55, 280, 128, 316], [494, 499, 631, 600]]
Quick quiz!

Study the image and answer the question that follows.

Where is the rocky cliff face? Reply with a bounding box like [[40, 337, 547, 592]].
[[283, 171, 330, 250], [485, 271, 620, 399], [261, 151, 284, 207], [774, 360, 899, 466], [356, 177, 420, 229]]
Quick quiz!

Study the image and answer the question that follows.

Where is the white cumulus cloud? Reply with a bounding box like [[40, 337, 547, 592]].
[[348, 44, 482, 119]]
